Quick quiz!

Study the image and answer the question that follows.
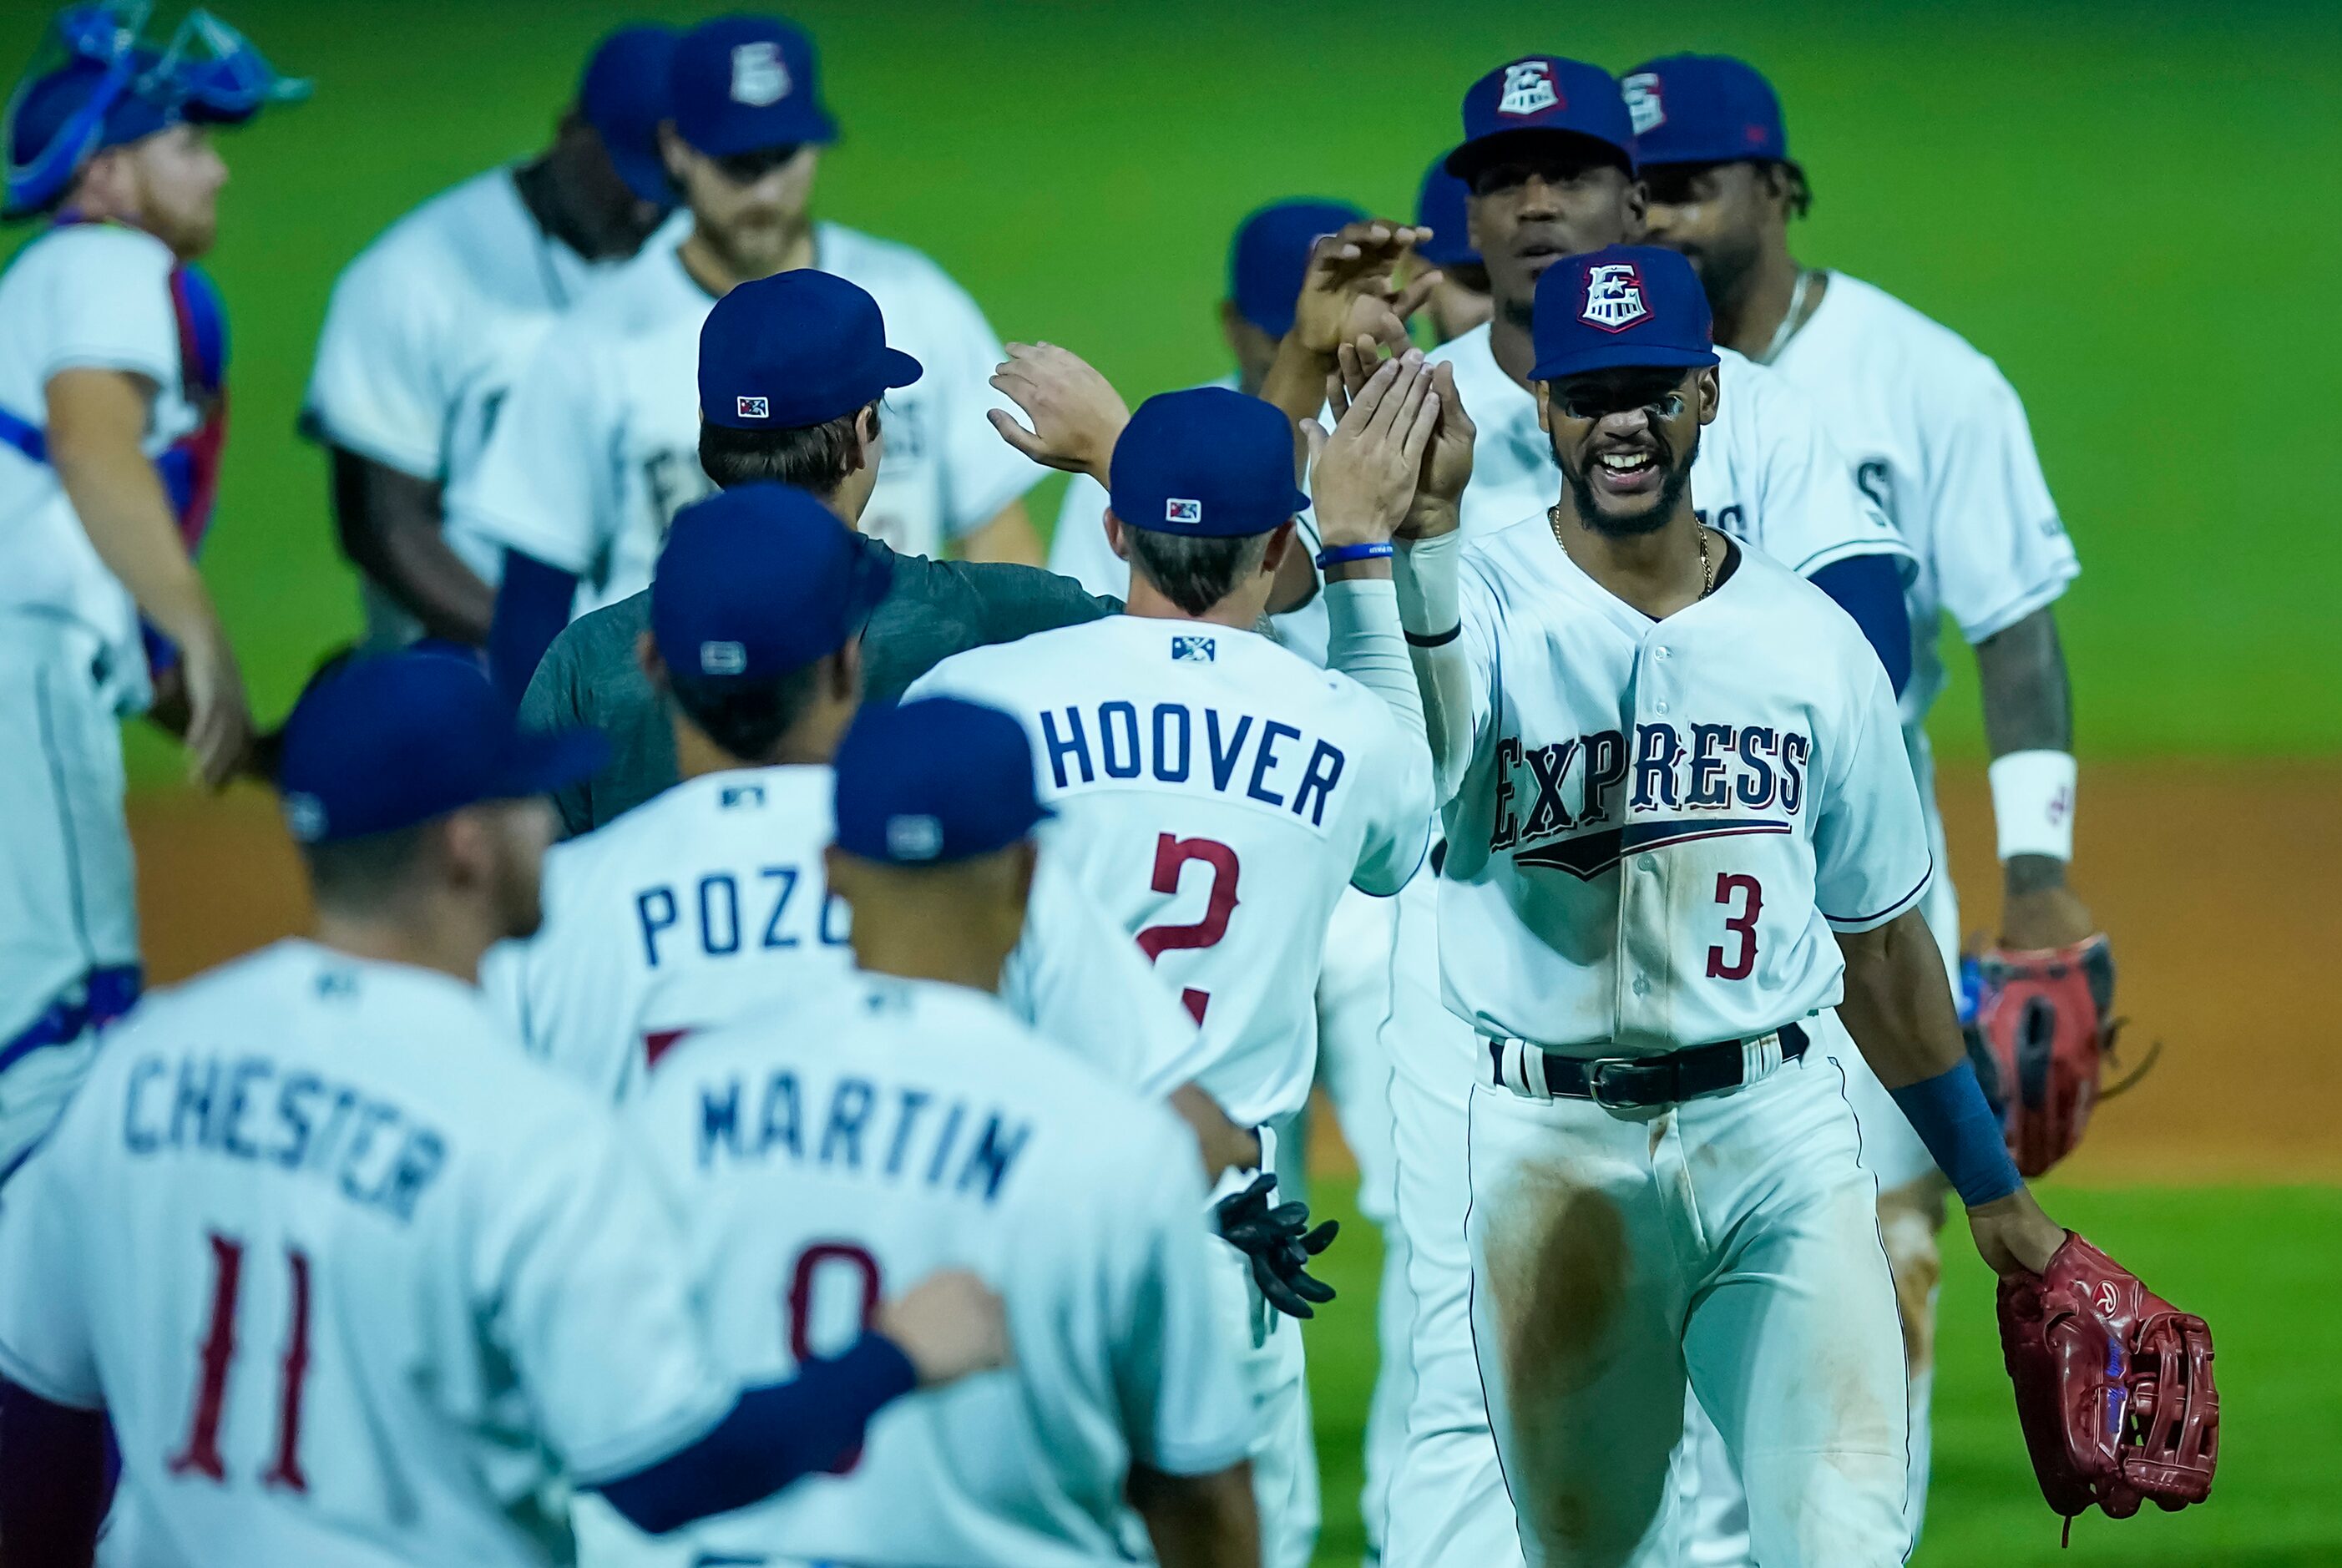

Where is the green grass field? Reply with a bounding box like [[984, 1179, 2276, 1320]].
[[4, 0, 2339, 777], [1301, 1176, 2342, 1567]]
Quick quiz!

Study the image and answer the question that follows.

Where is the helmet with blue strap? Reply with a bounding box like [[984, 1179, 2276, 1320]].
[[4, 3, 307, 219]]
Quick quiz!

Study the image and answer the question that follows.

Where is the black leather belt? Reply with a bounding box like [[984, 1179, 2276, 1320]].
[[1488, 1022, 1808, 1108]]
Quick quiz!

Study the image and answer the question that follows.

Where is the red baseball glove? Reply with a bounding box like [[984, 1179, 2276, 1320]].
[[1966, 933, 2150, 1176], [1997, 1233, 2218, 1535]]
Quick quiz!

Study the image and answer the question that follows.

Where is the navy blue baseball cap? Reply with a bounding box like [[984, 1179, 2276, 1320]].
[[579, 24, 678, 206], [832, 697, 1051, 866], [1109, 387, 1309, 539], [1530, 245, 1719, 382], [651, 483, 892, 682], [668, 14, 837, 158], [1228, 199, 1365, 337], [276, 650, 608, 844], [1414, 158, 1479, 268], [1624, 55, 1788, 168], [700, 270, 922, 430], [1444, 57, 1635, 183]]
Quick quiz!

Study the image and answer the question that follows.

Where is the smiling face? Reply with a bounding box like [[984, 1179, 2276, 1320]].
[[1537, 365, 1718, 534], [1462, 134, 1643, 320]]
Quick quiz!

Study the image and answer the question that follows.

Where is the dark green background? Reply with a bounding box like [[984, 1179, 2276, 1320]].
[[4, 0, 2336, 781]]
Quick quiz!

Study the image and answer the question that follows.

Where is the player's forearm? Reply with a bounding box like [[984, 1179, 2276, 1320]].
[[950, 498, 1046, 565], [47, 374, 221, 653], [1257, 333, 1337, 428], [1394, 526, 1474, 803], [1129, 1459, 1262, 1568], [1833, 908, 1966, 1090], [329, 448, 495, 643], [1323, 576, 1425, 747], [1975, 604, 2075, 897], [1167, 1083, 1261, 1178]]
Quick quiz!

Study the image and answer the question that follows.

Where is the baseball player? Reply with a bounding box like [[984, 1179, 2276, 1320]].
[[908, 372, 1439, 1568], [609, 695, 1262, 1568], [1389, 243, 2071, 1567], [0, 3, 303, 1177], [0, 650, 1008, 1565], [304, 23, 680, 651], [1413, 158, 1491, 345], [485, 483, 1236, 1174], [1030, 197, 1426, 1555], [517, 267, 1115, 837], [1266, 59, 1919, 1568], [1628, 53, 2102, 1559], [454, 12, 1046, 693]]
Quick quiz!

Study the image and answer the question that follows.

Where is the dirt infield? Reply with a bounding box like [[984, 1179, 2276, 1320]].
[[129, 760, 2342, 1182]]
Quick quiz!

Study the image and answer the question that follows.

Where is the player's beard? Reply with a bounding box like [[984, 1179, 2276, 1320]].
[[1557, 426, 1701, 539]]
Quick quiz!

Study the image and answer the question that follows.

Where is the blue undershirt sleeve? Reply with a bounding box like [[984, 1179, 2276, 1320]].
[[1808, 552, 1914, 697], [488, 549, 580, 708], [587, 1333, 919, 1535]]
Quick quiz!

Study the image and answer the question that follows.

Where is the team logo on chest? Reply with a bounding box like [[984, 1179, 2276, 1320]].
[[731, 41, 791, 106], [1497, 60, 1560, 117], [1581, 263, 1651, 332], [1621, 72, 1665, 135]]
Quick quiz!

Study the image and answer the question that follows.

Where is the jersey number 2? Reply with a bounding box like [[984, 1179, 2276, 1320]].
[[1706, 873, 1763, 981], [169, 1232, 313, 1492], [1135, 833, 1241, 1024], [784, 1241, 883, 1476]]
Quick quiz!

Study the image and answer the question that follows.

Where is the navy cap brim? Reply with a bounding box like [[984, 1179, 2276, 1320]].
[[680, 104, 839, 158], [878, 346, 923, 392], [604, 140, 675, 207], [1444, 126, 1634, 182], [488, 727, 611, 802], [1530, 343, 1720, 382]]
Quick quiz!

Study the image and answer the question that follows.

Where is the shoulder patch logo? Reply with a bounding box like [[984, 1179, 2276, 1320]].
[[1172, 635, 1217, 663], [1166, 498, 1203, 525], [730, 41, 790, 107], [1581, 262, 1650, 331], [736, 395, 770, 419], [1622, 72, 1665, 135], [1498, 60, 1560, 118]]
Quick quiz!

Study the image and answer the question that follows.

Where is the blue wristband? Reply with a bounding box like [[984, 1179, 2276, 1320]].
[[1315, 542, 1395, 569], [1888, 1062, 2022, 1207]]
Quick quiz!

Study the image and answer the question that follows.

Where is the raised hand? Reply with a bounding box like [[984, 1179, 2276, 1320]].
[[1289, 220, 1440, 357], [1313, 352, 1442, 549], [987, 342, 1131, 483]]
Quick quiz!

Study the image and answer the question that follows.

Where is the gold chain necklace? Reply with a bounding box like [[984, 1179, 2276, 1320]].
[[1549, 508, 1715, 599]]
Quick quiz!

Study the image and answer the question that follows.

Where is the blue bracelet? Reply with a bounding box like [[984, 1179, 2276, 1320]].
[[1888, 1061, 2021, 1207], [1316, 542, 1395, 569]]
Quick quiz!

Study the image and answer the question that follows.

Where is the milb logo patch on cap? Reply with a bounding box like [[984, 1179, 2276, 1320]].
[[1166, 498, 1204, 525], [736, 395, 770, 420], [1498, 60, 1561, 117], [1581, 262, 1652, 331]]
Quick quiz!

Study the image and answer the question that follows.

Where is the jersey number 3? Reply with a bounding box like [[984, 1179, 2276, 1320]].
[[169, 1232, 314, 1492], [1706, 873, 1763, 981], [1136, 833, 1241, 1025]]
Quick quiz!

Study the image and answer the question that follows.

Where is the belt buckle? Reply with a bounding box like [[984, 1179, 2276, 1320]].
[[1583, 1057, 1642, 1110]]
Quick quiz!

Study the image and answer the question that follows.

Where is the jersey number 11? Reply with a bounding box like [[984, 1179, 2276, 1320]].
[[169, 1231, 315, 1493]]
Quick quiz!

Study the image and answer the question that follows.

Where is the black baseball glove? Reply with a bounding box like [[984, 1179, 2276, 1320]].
[[1213, 1172, 1339, 1320]]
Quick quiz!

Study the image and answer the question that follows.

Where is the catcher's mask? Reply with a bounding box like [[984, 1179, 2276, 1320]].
[[4, 3, 308, 219]]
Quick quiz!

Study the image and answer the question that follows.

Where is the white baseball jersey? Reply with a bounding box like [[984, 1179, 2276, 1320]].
[[305, 168, 665, 489], [483, 764, 1212, 1104], [1767, 271, 2079, 729], [0, 941, 736, 1567], [622, 974, 1252, 1567], [1433, 522, 1932, 1051], [0, 221, 203, 712], [908, 616, 1431, 1127], [448, 226, 1039, 613], [1429, 324, 1910, 582]]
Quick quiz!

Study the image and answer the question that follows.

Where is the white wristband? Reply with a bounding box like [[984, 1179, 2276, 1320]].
[[1988, 750, 2077, 862], [1394, 529, 1462, 639]]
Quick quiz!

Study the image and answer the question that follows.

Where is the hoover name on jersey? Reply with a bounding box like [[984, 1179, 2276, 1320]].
[[1489, 719, 1811, 878]]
